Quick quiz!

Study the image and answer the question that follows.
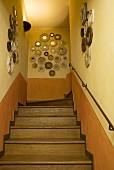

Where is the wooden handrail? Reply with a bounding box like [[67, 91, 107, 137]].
[[70, 64, 114, 131]]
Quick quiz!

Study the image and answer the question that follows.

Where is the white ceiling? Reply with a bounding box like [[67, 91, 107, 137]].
[[24, 0, 70, 28]]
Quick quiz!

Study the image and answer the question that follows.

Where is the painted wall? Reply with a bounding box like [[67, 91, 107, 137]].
[[69, 0, 114, 169], [27, 28, 71, 100], [0, 0, 28, 151]]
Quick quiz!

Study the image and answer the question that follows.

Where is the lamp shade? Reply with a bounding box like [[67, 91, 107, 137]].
[[23, 21, 31, 32]]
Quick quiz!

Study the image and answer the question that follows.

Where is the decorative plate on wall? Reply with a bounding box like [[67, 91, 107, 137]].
[[63, 56, 68, 61], [9, 15, 14, 29], [49, 70, 55, 77], [61, 61, 67, 68], [38, 65, 45, 72], [11, 42, 17, 52], [35, 50, 42, 56], [88, 9, 94, 27], [57, 46, 67, 55], [50, 40, 57, 47], [30, 46, 36, 51], [60, 40, 66, 46], [48, 55, 54, 61], [54, 56, 61, 63], [8, 29, 15, 41], [50, 33, 54, 37], [35, 41, 41, 47], [50, 48, 56, 54], [32, 63, 38, 69], [85, 48, 91, 68], [54, 34, 62, 40], [41, 44, 49, 51], [45, 62, 53, 69], [84, 21, 88, 35], [40, 33, 50, 42], [29, 56, 36, 62], [53, 64, 60, 71], [38, 57, 46, 64], [44, 52, 49, 56], [80, 3, 87, 26], [7, 41, 12, 52], [7, 55, 14, 74], [14, 20, 18, 35], [14, 37, 18, 47], [13, 6, 17, 19]]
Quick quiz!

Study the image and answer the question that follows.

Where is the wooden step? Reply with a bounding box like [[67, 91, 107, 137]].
[[10, 126, 80, 139], [0, 155, 92, 170], [18, 107, 74, 116], [14, 116, 77, 126]]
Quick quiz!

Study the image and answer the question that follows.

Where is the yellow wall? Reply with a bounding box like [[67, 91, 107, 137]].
[[0, 0, 28, 102], [28, 28, 70, 78], [69, 0, 114, 146]]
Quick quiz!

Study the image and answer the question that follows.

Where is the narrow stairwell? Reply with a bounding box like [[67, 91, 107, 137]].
[[0, 98, 93, 170]]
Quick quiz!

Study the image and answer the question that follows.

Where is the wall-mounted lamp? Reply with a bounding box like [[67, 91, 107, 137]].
[[23, 21, 31, 32]]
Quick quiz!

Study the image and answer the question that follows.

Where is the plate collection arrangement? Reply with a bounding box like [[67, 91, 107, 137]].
[[29, 33, 68, 77], [7, 6, 19, 74], [80, 3, 94, 68]]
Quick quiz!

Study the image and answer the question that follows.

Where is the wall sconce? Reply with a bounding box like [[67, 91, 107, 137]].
[[23, 21, 31, 32]]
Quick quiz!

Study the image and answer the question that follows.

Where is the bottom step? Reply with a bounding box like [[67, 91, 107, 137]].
[[0, 155, 92, 170]]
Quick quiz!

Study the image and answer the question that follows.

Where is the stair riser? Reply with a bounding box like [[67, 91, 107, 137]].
[[0, 165, 92, 170], [5, 144, 85, 156], [18, 108, 74, 115], [15, 117, 76, 126], [10, 129, 80, 138]]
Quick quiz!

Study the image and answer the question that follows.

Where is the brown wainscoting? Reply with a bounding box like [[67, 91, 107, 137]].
[[27, 73, 72, 101], [0, 73, 27, 152], [71, 71, 114, 170]]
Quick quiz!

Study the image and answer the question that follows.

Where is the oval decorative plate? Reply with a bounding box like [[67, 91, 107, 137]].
[[50, 40, 57, 47], [29, 56, 36, 62], [57, 46, 67, 55], [41, 44, 49, 51], [35, 50, 42, 56], [38, 65, 45, 72], [61, 61, 67, 68], [48, 55, 54, 61], [35, 41, 41, 47], [49, 70, 55, 77], [54, 34, 62, 40], [30, 46, 36, 51], [53, 64, 60, 71], [38, 57, 46, 64], [45, 62, 53, 69], [32, 63, 38, 69], [40, 33, 50, 42], [54, 56, 61, 63], [50, 48, 56, 54]]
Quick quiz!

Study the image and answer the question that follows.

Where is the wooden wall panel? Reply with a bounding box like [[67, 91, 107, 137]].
[[72, 71, 114, 170], [0, 73, 27, 152], [27, 73, 71, 101]]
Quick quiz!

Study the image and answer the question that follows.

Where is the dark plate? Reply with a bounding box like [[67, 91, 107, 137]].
[[49, 70, 55, 77], [7, 41, 11, 52], [45, 62, 53, 69]]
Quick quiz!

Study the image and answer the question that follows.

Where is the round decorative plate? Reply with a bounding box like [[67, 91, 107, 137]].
[[32, 63, 38, 69], [54, 34, 62, 40], [44, 52, 49, 56], [38, 65, 45, 72], [14, 20, 18, 35], [50, 40, 57, 47], [53, 64, 60, 71], [40, 33, 50, 42], [85, 48, 91, 68], [48, 55, 54, 61], [49, 70, 55, 77], [80, 3, 87, 26], [41, 44, 49, 51], [11, 42, 17, 52], [61, 61, 67, 68], [54, 56, 61, 63], [12, 52, 17, 63], [57, 46, 67, 55], [7, 41, 12, 52], [63, 56, 68, 61], [50, 33, 54, 37], [13, 6, 17, 19], [45, 62, 53, 69], [14, 51, 19, 62], [8, 29, 15, 41], [9, 15, 14, 29], [35, 50, 42, 56], [81, 37, 86, 52], [86, 27, 93, 46], [60, 40, 66, 46], [14, 37, 18, 47], [88, 9, 94, 27], [50, 48, 56, 54], [31, 46, 36, 51], [38, 57, 46, 64], [29, 56, 36, 62], [84, 21, 88, 35], [35, 41, 41, 47]]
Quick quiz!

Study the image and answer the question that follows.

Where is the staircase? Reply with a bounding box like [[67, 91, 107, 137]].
[[0, 98, 93, 170]]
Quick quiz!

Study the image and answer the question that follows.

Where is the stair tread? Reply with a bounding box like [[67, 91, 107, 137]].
[[10, 125, 80, 129], [19, 106, 74, 108], [0, 155, 92, 165], [5, 138, 85, 144], [15, 115, 76, 117]]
